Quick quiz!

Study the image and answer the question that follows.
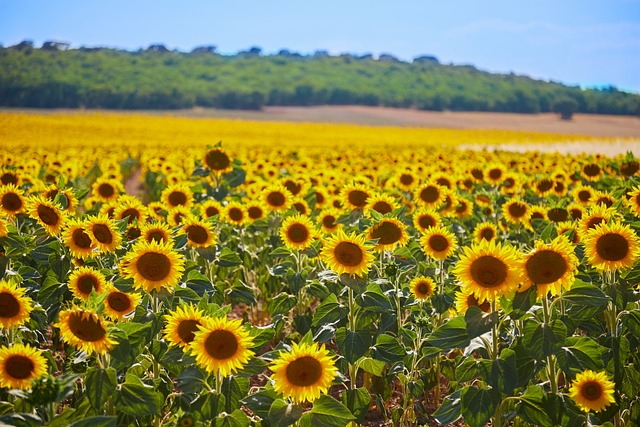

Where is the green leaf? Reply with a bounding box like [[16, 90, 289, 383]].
[[357, 357, 386, 376], [268, 399, 303, 427], [493, 348, 517, 395], [336, 327, 371, 364], [427, 316, 469, 352], [223, 168, 247, 188], [562, 281, 609, 307], [556, 336, 604, 381], [621, 309, 640, 336], [270, 246, 293, 258], [222, 377, 249, 413], [516, 386, 554, 427], [299, 395, 355, 427], [509, 285, 537, 319], [358, 283, 393, 313], [465, 306, 498, 339], [241, 389, 279, 421], [85, 367, 117, 411], [68, 417, 117, 427], [312, 294, 348, 327], [342, 388, 371, 424], [523, 320, 567, 360], [460, 386, 501, 427], [433, 389, 462, 425], [248, 325, 276, 350], [215, 410, 250, 427], [338, 273, 368, 294], [217, 247, 243, 267], [115, 376, 163, 416], [184, 269, 213, 295], [269, 292, 297, 316], [372, 334, 406, 363]]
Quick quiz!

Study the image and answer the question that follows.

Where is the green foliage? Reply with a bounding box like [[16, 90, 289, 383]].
[[1, 46, 638, 114]]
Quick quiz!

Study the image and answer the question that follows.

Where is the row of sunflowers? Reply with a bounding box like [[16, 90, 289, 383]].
[[1, 112, 640, 427]]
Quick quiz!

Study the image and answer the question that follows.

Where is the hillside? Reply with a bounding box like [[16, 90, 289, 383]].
[[1, 42, 639, 114]]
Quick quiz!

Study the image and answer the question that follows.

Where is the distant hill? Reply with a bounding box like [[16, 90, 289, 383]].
[[1, 41, 638, 115]]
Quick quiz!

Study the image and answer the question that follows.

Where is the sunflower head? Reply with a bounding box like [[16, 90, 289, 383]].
[[68, 266, 107, 301], [342, 183, 371, 210], [91, 178, 122, 203], [413, 182, 446, 209], [280, 214, 318, 251], [162, 183, 194, 209], [318, 208, 343, 234], [365, 193, 397, 217], [320, 230, 375, 277], [113, 195, 148, 225], [27, 195, 67, 235], [0, 280, 33, 329], [568, 370, 615, 413], [270, 341, 338, 403], [368, 218, 409, 252], [584, 221, 640, 272], [189, 317, 254, 376], [420, 225, 458, 261], [410, 276, 435, 301], [0, 184, 26, 217], [412, 208, 441, 233], [102, 285, 141, 321], [55, 308, 116, 355], [164, 304, 207, 348], [181, 216, 217, 248], [0, 343, 48, 390], [204, 147, 233, 175], [62, 219, 97, 259], [520, 235, 578, 298], [85, 214, 122, 253], [201, 200, 224, 220], [263, 184, 293, 212], [473, 222, 498, 244], [455, 288, 494, 314], [224, 202, 247, 226], [120, 239, 186, 294], [502, 199, 531, 225]]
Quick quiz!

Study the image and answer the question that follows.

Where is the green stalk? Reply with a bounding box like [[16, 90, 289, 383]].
[[348, 286, 358, 389], [491, 299, 503, 427], [541, 296, 558, 394]]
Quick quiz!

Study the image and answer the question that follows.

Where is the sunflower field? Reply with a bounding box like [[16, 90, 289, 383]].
[[1, 111, 640, 427]]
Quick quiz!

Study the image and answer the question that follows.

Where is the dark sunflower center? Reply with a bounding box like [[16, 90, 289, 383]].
[[206, 206, 220, 218], [372, 201, 392, 215], [569, 208, 583, 220], [186, 224, 209, 244], [586, 217, 605, 231], [5, 355, 34, 380], [204, 329, 239, 360], [488, 169, 502, 180], [120, 208, 140, 223], [467, 294, 491, 313], [168, 191, 187, 207], [525, 250, 568, 285], [418, 215, 436, 229], [582, 381, 603, 400], [126, 227, 141, 240], [0, 173, 18, 186], [287, 224, 309, 243], [583, 164, 601, 177], [620, 161, 640, 177], [107, 292, 131, 312], [400, 174, 414, 186], [97, 183, 115, 199], [322, 215, 337, 229], [177, 319, 201, 344], [92, 224, 113, 244], [0, 292, 20, 318], [229, 207, 244, 222], [348, 190, 368, 208], [147, 231, 166, 243], [429, 235, 449, 252], [77, 275, 99, 295], [72, 228, 93, 249], [578, 190, 592, 202], [68, 312, 107, 342], [37, 204, 59, 225], [554, 182, 565, 193], [267, 192, 286, 208], [455, 202, 468, 214], [285, 355, 323, 387], [205, 150, 231, 171], [436, 177, 451, 188], [137, 252, 171, 281], [470, 256, 508, 288], [503, 178, 515, 188], [284, 181, 302, 196], [537, 179, 554, 192], [471, 169, 483, 180], [247, 206, 263, 219], [371, 222, 402, 245], [596, 233, 629, 261], [2, 193, 22, 212], [547, 208, 569, 223], [596, 197, 614, 208], [315, 192, 325, 204], [508, 203, 527, 218], [419, 186, 440, 204], [334, 242, 364, 267], [417, 282, 431, 296], [293, 202, 307, 215], [480, 228, 495, 241]]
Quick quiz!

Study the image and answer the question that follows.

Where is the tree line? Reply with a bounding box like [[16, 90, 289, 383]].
[[0, 41, 638, 115]]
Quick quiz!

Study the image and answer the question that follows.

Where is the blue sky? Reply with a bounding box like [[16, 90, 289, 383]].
[[1, 0, 639, 92]]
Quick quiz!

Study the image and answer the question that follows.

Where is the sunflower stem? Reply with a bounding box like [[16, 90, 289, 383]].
[[348, 286, 358, 389], [491, 299, 503, 427], [541, 296, 559, 395]]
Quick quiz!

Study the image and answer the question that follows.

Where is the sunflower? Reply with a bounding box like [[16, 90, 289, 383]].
[[102, 284, 141, 321], [280, 214, 318, 251], [282, 178, 308, 198], [534, 178, 555, 197], [453, 240, 522, 302], [224, 201, 247, 226], [201, 200, 224, 220], [486, 164, 506, 184], [162, 183, 194, 209], [91, 178, 122, 203], [313, 188, 329, 209], [552, 180, 568, 197], [0, 344, 48, 390], [167, 205, 192, 227], [412, 208, 441, 233], [341, 183, 371, 210], [246, 202, 266, 221], [581, 163, 603, 182], [420, 226, 458, 261], [0, 184, 26, 217], [454, 288, 493, 314], [320, 230, 375, 277], [181, 216, 216, 248], [572, 184, 595, 206], [556, 221, 579, 244], [469, 167, 484, 183], [547, 207, 569, 223], [413, 182, 446, 209], [86, 215, 122, 253], [502, 199, 531, 225], [163, 304, 207, 348], [473, 222, 498, 244], [270, 341, 338, 403], [397, 170, 417, 192], [27, 196, 67, 236], [453, 198, 473, 219], [0, 280, 33, 329], [365, 193, 397, 217], [204, 147, 233, 175], [318, 208, 342, 234], [137, 222, 170, 245], [577, 204, 617, 240], [263, 184, 293, 212], [120, 239, 186, 293], [0, 169, 21, 187], [439, 192, 457, 217], [43, 185, 78, 213], [619, 160, 640, 177], [593, 191, 615, 209], [291, 199, 309, 216], [0, 217, 8, 238], [55, 308, 116, 355], [189, 317, 254, 376], [584, 221, 640, 272], [68, 267, 107, 301], [62, 219, 97, 259], [410, 276, 435, 300], [500, 173, 520, 195], [519, 235, 578, 298], [113, 195, 148, 224], [147, 201, 166, 221], [368, 218, 409, 252], [568, 370, 615, 413], [528, 206, 548, 225]]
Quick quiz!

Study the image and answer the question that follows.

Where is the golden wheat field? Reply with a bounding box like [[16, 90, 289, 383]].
[[1, 110, 640, 427]]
